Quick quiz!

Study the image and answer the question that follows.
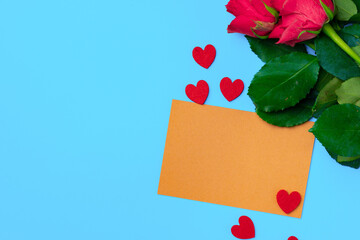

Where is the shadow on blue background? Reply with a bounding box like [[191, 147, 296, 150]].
[[0, 1, 359, 239]]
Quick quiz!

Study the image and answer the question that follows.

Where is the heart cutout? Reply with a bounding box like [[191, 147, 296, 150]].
[[185, 80, 209, 105], [276, 190, 301, 214], [220, 77, 244, 102], [231, 216, 255, 239], [192, 44, 216, 69], [288, 237, 298, 240]]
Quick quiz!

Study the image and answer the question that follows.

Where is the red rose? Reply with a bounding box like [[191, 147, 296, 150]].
[[226, 0, 278, 38], [269, 0, 335, 46]]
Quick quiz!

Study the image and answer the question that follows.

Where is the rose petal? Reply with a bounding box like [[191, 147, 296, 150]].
[[281, 0, 328, 24], [250, 0, 277, 18], [227, 16, 257, 36], [271, 0, 288, 11]]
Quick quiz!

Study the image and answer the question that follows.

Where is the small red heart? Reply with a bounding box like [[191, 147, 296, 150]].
[[192, 44, 216, 69], [288, 236, 298, 240], [231, 216, 255, 239], [185, 80, 209, 105], [220, 77, 244, 102], [276, 190, 301, 214]]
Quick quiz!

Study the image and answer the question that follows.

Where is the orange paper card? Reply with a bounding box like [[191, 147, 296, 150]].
[[158, 100, 315, 218]]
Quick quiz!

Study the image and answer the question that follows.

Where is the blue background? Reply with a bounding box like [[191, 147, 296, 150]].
[[0, 0, 359, 239]]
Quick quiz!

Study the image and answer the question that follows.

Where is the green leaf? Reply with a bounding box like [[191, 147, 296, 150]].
[[339, 24, 360, 47], [326, 148, 360, 169], [248, 52, 320, 112], [350, 14, 360, 22], [315, 34, 360, 80], [313, 77, 342, 117], [338, 25, 360, 69], [338, 159, 360, 168], [353, 45, 360, 55], [310, 104, 360, 157], [314, 68, 335, 92], [245, 36, 307, 63], [336, 159, 360, 169], [338, 155, 360, 162], [350, 0, 360, 21], [335, 77, 360, 106], [334, 0, 358, 21], [256, 94, 315, 127], [351, 0, 360, 10]]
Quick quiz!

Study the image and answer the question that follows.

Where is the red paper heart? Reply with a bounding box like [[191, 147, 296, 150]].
[[220, 77, 244, 102], [276, 190, 301, 214], [288, 236, 298, 240], [231, 216, 255, 239], [185, 80, 209, 105], [192, 44, 216, 69]]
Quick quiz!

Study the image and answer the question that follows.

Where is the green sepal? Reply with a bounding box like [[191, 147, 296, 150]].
[[320, 0, 335, 21], [298, 29, 321, 40], [251, 28, 269, 39], [261, 0, 279, 20]]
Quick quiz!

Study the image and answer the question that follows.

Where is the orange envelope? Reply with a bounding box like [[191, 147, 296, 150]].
[[158, 100, 315, 218]]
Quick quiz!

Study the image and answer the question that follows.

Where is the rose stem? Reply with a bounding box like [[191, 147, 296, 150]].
[[322, 23, 360, 65]]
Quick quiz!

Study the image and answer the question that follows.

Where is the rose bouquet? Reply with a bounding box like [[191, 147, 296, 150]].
[[226, 0, 360, 168]]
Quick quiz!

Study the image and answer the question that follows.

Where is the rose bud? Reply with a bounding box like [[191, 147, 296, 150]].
[[269, 0, 335, 46], [226, 0, 278, 38]]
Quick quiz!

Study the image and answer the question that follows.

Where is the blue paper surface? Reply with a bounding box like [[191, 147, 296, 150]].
[[0, 0, 359, 239]]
